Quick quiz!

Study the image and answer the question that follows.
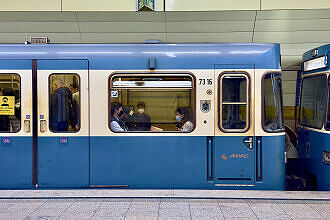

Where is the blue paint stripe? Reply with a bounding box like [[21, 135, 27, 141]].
[[37, 59, 88, 70], [0, 59, 32, 70]]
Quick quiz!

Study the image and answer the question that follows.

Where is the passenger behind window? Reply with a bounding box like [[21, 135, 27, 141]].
[[49, 78, 78, 132], [120, 106, 135, 131], [69, 83, 79, 105], [176, 107, 194, 132], [110, 102, 128, 132], [132, 101, 151, 131]]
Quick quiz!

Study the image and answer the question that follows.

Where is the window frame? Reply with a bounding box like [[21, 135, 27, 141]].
[[0, 73, 22, 133], [298, 74, 327, 130], [218, 71, 251, 133], [108, 72, 196, 133], [48, 73, 81, 133], [261, 72, 285, 133]]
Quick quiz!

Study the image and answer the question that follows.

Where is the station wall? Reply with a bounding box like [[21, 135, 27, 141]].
[[1, 0, 330, 11]]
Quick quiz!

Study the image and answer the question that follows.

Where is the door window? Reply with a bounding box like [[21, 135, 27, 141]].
[[49, 74, 80, 132], [109, 74, 195, 132], [219, 73, 249, 132], [0, 73, 21, 132]]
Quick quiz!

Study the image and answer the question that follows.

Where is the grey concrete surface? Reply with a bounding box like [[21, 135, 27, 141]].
[[1, 190, 330, 200], [0, 198, 329, 220]]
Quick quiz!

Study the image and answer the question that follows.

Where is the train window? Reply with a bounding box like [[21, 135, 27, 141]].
[[299, 75, 326, 129], [49, 74, 80, 133], [0, 74, 21, 133], [219, 73, 249, 132], [325, 77, 330, 130], [109, 74, 195, 133], [263, 73, 284, 132]]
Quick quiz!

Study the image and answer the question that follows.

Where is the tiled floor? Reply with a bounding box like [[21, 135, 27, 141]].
[[0, 198, 328, 220]]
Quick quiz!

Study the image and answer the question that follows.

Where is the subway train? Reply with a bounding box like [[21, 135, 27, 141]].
[[297, 44, 330, 190], [0, 43, 285, 189]]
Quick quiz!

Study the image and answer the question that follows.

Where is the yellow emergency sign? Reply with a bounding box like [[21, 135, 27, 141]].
[[0, 96, 15, 115]]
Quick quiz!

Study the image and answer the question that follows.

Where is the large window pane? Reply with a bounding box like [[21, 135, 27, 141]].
[[0, 74, 21, 132], [109, 74, 195, 132], [263, 73, 284, 132], [49, 74, 80, 132], [299, 75, 326, 129], [219, 74, 249, 132], [325, 77, 330, 130]]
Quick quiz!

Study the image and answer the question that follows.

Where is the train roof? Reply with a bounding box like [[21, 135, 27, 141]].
[[0, 43, 280, 70], [302, 44, 330, 74]]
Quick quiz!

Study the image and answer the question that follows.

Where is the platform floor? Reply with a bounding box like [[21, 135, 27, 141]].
[[0, 190, 329, 219]]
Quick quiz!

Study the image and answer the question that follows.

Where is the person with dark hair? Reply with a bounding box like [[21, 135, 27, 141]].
[[49, 78, 78, 132], [132, 101, 151, 131], [110, 102, 127, 132], [176, 107, 194, 132]]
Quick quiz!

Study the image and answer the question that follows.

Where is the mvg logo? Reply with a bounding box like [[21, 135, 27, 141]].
[[221, 154, 249, 160]]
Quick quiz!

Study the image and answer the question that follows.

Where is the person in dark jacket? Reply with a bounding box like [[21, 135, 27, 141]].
[[132, 101, 151, 131], [49, 78, 78, 132]]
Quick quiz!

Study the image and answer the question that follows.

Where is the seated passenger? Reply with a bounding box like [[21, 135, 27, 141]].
[[110, 102, 127, 132], [132, 101, 151, 131], [176, 107, 194, 132]]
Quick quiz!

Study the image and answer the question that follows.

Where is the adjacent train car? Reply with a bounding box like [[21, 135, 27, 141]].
[[297, 44, 330, 190], [0, 43, 285, 189]]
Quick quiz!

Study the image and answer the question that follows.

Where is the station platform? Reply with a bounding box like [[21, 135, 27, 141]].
[[0, 190, 329, 219], [0, 189, 329, 200]]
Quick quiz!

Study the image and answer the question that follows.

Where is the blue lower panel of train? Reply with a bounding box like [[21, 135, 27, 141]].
[[90, 135, 285, 190], [298, 129, 330, 190], [90, 136, 213, 189], [0, 137, 33, 189], [38, 136, 89, 188]]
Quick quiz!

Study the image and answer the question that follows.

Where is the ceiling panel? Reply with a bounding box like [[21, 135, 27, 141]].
[[0, 12, 76, 22], [167, 32, 252, 43], [79, 22, 166, 33], [254, 31, 330, 43], [81, 33, 166, 43], [166, 11, 256, 21], [76, 12, 165, 22], [167, 21, 254, 33], [256, 9, 330, 20], [0, 22, 79, 33], [255, 19, 330, 32]]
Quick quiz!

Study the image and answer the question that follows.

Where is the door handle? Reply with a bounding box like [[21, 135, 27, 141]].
[[40, 120, 47, 133], [244, 137, 253, 149], [24, 120, 31, 133]]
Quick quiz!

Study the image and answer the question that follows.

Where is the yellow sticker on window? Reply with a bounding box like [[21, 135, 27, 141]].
[[0, 96, 15, 115]]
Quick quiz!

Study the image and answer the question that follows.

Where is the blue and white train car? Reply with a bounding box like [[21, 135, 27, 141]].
[[0, 43, 285, 189], [298, 44, 330, 190]]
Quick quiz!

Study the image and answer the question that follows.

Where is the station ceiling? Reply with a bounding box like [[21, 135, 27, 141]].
[[0, 9, 329, 70]]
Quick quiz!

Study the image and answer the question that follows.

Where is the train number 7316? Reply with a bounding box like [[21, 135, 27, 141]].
[[199, 78, 212, 85]]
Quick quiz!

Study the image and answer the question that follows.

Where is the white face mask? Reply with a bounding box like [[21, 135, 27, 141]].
[[138, 108, 144, 114]]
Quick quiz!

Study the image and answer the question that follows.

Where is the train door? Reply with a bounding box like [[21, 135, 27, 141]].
[[214, 66, 255, 186], [36, 60, 89, 188], [0, 60, 33, 188]]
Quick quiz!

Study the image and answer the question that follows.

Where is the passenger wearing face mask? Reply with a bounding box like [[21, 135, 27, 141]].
[[132, 101, 151, 131], [110, 102, 127, 132], [176, 107, 194, 132]]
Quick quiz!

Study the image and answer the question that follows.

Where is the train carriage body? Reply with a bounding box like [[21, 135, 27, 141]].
[[0, 43, 285, 189], [298, 44, 330, 191]]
